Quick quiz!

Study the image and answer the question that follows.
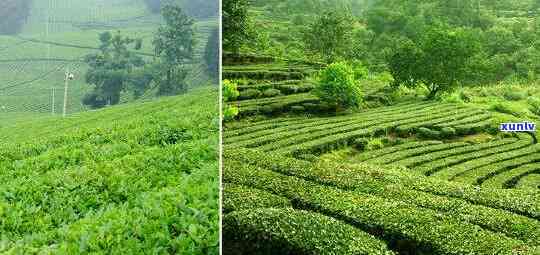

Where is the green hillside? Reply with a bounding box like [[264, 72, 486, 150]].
[[223, 0, 540, 253], [0, 0, 217, 116], [0, 88, 219, 253]]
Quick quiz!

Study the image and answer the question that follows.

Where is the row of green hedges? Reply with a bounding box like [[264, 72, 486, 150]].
[[224, 208, 395, 255], [387, 139, 517, 169], [417, 136, 533, 175], [224, 148, 540, 220], [223, 183, 292, 213], [223, 70, 304, 81], [224, 160, 538, 254]]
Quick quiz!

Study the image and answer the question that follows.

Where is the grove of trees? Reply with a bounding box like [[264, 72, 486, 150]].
[[248, 0, 540, 99], [83, 32, 146, 108], [83, 3, 197, 108], [223, 0, 256, 55]]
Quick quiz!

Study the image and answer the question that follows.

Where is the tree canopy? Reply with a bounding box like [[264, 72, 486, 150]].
[[153, 4, 196, 95], [223, 0, 255, 55], [83, 32, 147, 108], [388, 27, 481, 99]]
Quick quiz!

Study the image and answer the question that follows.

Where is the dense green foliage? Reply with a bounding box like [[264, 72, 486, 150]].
[[83, 32, 147, 108], [223, 149, 540, 254], [223, 0, 255, 55], [222, 0, 539, 254], [388, 28, 480, 99], [0, 89, 219, 254], [153, 4, 196, 95], [222, 80, 240, 121], [224, 208, 395, 254], [315, 62, 363, 109], [303, 10, 354, 62], [205, 28, 219, 80]]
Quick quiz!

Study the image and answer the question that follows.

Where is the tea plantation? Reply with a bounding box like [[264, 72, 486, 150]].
[[0, 88, 219, 254], [0, 0, 216, 114], [222, 34, 540, 255]]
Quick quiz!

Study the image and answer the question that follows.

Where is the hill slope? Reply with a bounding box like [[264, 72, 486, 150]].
[[0, 0, 217, 115], [0, 88, 219, 253]]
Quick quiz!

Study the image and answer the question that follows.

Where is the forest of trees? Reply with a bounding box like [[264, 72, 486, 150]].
[[231, 0, 540, 99], [0, 0, 33, 35], [83, 3, 198, 108]]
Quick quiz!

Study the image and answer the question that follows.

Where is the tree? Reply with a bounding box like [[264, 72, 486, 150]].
[[314, 62, 363, 109], [153, 4, 195, 95], [303, 10, 354, 63], [204, 27, 219, 81], [83, 32, 147, 108], [223, 0, 255, 55], [387, 28, 480, 99]]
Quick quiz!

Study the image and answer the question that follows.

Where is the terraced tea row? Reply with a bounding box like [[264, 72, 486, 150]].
[[353, 134, 539, 190], [225, 102, 494, 156], [223, 148, 540, 254], [228, 93, 319, 116]]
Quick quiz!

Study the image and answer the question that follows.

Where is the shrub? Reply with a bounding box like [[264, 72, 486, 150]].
[[314, 62, 363, 109], [223, 80, 240, 101], [238, 89, 261, 100], [223, 105, 239, 121], [441, 127, 457, 139], [417, 127, 441, 139], [366, 138, 384, 150], [395, 126, 412, 137], [262, 88, 281, 97], [351, 61, 369, 80], [353, 138, 369, 151]]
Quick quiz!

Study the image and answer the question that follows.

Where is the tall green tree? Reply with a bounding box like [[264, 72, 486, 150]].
[[388, 28, 480, 99], [83, 32, 146, 108], [204, 27, 219, 81], [303, 10, 354, 63], [153, 4, 195, 95], [223, 0, 255, 55]]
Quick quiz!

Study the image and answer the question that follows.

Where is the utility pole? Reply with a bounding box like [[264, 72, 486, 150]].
[[51, 87, 55, 114], [63, 67, 74, 117]]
